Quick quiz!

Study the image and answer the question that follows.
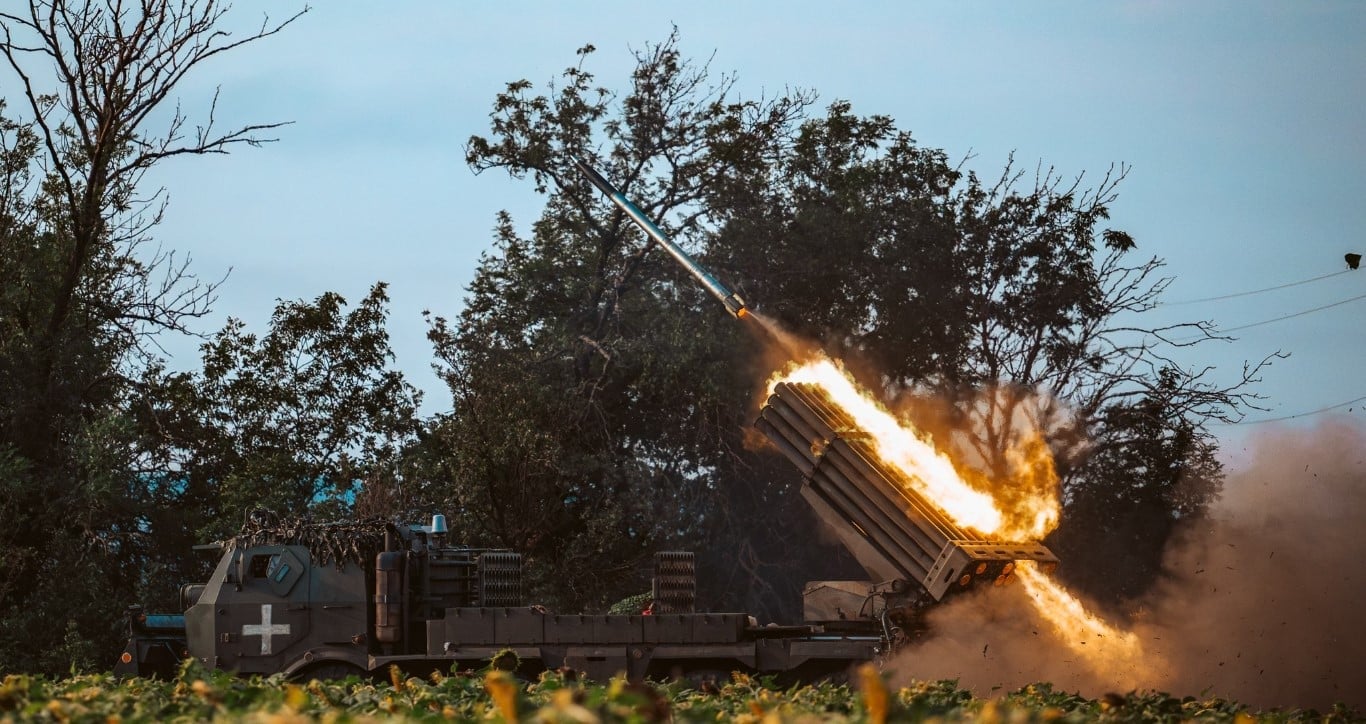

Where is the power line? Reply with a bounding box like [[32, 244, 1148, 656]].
[[1171, 290, 1366, 342], [1214, 394, 1366, 426], [1218, 291, 1366, 333], [1163, 269, 1351, 305]]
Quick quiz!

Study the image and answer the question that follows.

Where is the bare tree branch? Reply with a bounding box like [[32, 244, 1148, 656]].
[[1, 0, 307, 359]]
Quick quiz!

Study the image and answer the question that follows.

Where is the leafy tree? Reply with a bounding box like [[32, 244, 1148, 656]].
[[916, 162, 1274, 606], [131, 284, 421, 592], [1049, 368, 1224, 604], [0, 1, 303, 673], [445, 35, 1270, 620]]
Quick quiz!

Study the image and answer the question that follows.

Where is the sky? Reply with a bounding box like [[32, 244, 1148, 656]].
[[134, 1, 1365, 454]]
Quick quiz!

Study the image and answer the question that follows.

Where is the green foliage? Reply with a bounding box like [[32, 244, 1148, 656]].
[[0, 2, 312, 674], [0, 666, 1352, 723], [1050, 370, 1225, 605], [0, 100, 159, 675], [134, 284, 421, 540]]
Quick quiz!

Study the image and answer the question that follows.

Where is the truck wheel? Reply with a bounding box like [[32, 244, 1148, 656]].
[[295, 661, 366, 682], [679, 668, 734, 692]]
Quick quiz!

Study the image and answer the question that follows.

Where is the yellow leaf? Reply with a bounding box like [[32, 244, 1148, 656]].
[[485, 670, 519, 722], [857, 663, 888, 724], [284, 683, 308, 711], [190, 679, 218, 704]]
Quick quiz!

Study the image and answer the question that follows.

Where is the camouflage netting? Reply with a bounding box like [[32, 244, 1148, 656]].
[[235, 510, 401, 570], [607, 592, 652, 615]]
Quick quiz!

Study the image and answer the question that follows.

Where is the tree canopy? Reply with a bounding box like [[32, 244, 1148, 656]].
[[0, 0, 316, 672]]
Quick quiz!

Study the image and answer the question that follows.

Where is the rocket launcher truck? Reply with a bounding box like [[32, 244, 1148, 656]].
[[114, 162, 1058, 681]]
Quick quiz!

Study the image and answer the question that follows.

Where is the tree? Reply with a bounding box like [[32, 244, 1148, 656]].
[[1049, 369, 1225, 604], [0, 1, 304, 673], [911, 161, 1276, 606], [131, 284, 421, 599]]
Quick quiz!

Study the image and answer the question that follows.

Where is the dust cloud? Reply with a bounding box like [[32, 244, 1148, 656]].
[[891, 417, 1366, 711]]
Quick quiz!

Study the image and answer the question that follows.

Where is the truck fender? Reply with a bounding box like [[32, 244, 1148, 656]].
[[283, 647, 370, 680]]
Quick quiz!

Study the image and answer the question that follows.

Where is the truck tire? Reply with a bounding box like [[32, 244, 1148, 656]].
[[294, 661, 367, 682]]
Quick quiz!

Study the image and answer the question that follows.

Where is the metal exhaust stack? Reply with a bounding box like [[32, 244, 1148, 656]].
[[757, 382, 1058, 601]]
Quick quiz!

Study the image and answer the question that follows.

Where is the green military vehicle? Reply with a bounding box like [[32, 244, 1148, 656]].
[[115, 511, 878, 682]]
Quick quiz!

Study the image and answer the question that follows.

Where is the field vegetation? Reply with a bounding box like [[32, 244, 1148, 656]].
[[0, 661, 1358, 723]]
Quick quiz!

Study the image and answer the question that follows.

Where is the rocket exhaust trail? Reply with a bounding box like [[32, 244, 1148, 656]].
[[574, 159, 749, 319], [744, 308, 808, 360]]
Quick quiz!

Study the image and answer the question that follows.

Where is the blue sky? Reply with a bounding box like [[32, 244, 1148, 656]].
[[140, 1, 1365, 451]]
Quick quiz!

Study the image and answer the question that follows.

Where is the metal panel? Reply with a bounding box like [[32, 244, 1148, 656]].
[[443, 608, 495, 646], [592, 615, 643, 644], [802, 581, 875, 623], [425, 620, 445, 656], [640, 614, 691, 644], [545, 614, 593, 644], [494, 608, 545, 645], [478, 552, 522, 607], [690, 614, 746, 644], [651, 552, 696, 613]]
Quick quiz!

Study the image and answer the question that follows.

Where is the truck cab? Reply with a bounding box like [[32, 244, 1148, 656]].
[[184, 541, 369, 677]]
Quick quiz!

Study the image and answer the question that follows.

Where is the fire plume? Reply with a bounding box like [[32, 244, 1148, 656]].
[[1016, 561, 1153, 678], [768, 356, 1058, 539]]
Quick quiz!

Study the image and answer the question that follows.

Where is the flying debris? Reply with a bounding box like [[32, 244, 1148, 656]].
[[1347, 253, 1361, 270]]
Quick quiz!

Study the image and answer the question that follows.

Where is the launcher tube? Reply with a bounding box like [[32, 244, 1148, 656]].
[[574, 159, 748, 318]]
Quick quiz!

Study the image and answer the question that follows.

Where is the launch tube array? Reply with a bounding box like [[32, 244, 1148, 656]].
[[757, 382, 1057, 601]]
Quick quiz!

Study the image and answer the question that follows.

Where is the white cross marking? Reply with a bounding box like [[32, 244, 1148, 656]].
[[242, 604, 291, 655]]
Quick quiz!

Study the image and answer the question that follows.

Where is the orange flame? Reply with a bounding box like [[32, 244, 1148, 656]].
[[770, 357, 1006, 534], [1016, 562, 1155, 679], [768, 356, 1060, 539]]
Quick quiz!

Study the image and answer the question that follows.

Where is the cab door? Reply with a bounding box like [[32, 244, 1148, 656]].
[[226, 545, 311, 672]]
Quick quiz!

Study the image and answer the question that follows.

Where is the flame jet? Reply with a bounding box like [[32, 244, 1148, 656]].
[[574, 159, 749, 319]]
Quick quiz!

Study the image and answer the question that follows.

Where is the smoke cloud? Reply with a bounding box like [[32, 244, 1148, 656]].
[[891, 416, 1366, 711]]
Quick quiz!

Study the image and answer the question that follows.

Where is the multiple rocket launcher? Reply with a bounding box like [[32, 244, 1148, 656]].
[[113, 162, 1063, 682], [575, 161, 1058, 602], [111, 161, 1059, 684], [758, 383, 1058, 601]]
